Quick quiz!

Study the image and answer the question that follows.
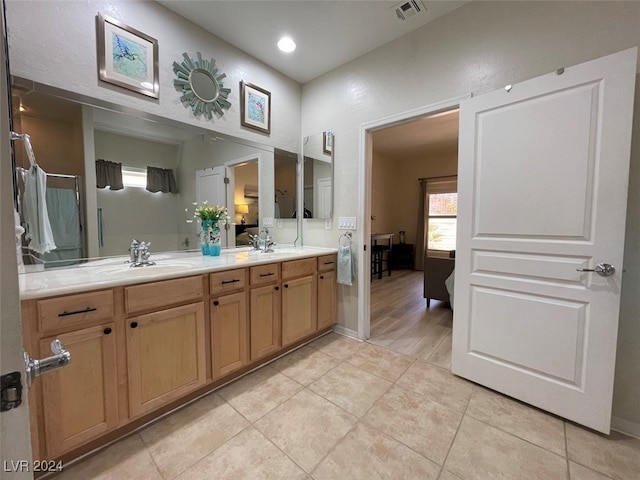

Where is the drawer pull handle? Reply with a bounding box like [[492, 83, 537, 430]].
[[323, 261, 334, 265], [221, 279, 240, 285], [274, 286, 279, 291], [284, 284, 289, 288], [130, 322, 138, 329], [259, 272, 275, 277], [213, 300, 220, 306], [58, 307, 97, 317], [320, 275, 324, 279], [103, 327, 112, 335]]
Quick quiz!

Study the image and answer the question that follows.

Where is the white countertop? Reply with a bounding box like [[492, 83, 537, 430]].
[[19, 246, 338, 300]]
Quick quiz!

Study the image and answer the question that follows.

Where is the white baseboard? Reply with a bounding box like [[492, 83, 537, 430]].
[[611, 416, 640, 439], [332, 324, 359, 340]]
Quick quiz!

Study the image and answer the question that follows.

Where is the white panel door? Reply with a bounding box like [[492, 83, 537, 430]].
[[452, 48, 637, 433], [196, 166, 228, 247]]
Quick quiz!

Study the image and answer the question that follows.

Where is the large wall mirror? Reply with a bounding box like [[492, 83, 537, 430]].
[[11, 77, 300, 269], [302, 131, 333, 220]]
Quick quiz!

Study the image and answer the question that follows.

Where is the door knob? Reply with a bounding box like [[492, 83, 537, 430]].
[[576, 263, 616, 277], [24, 339, 71, 388]]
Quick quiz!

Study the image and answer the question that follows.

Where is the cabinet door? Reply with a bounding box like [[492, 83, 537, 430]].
[[282, 275, 317, 347], [317, 270, 337, 330], [211, 291, 249, 378], [250, 284, 281, 361], [40, 323, 118, 458], [127, 303, 206, 418]]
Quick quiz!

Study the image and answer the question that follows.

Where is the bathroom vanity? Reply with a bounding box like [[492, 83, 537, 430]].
[[19, 247, 337, 466]]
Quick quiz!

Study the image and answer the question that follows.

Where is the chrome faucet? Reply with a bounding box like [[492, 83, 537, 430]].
[[127, 239, 139, 264], [127, 239, 156, 267], [248, 228, 275, 253]]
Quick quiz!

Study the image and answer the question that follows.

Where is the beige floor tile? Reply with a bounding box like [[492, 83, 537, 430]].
[[307, 332, 366, 360], [139, 393, 249, 478], [438, 471, 464, 480], [312, 423, 440, 480], [362, 385, 463, 465], [347, 343, 414, 381], [445, 416, 568, 480], [466, 387, 566, 456], [218, 365, 303, 422], [308, 362, 392, 417], [272, 345, 341, 385], [175, 427, 306, 480], [396, 361, 474, 413], [570, 462, 615, 480], [55, 434, 161, 480], [255, 389, 357, 472], [427, 332, 452, 369], [566, 423, 640, 480]]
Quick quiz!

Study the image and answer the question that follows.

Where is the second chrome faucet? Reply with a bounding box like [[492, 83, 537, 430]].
[[127, 239, 156, 267]]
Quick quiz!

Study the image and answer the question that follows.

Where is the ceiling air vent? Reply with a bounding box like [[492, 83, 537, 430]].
[[392, 0, 426, 21]]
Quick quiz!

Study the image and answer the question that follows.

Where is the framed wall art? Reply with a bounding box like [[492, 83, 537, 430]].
[[240, 81, 271, 134], [323, 131, 334, 154], [97, 13, 159, 99]]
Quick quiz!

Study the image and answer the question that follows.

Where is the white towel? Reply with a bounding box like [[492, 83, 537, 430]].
[[337, 244, 354, 286], [23, 165, 56, 254]]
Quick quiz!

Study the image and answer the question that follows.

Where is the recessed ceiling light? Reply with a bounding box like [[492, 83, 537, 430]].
[[277, 37, 296, 53]]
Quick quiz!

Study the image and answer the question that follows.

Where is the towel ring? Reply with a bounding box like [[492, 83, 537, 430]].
[[339, 230, 352, 246]]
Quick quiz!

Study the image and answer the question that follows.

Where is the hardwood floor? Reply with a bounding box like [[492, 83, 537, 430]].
[[369, 269, 452, 368]]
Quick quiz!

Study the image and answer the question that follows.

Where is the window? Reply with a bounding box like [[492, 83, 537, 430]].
[[425, 177, 457, 254], [121, 166, 147, 188]]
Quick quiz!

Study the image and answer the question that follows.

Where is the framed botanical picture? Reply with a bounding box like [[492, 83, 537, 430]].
[[97, 13, 159, 99], [240, 81, 271, 134], [323, 131, 334, 154]]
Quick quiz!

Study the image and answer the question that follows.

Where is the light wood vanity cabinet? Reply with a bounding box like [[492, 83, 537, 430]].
[[249, 264, 281, 361], [281, 258, 318, 347], [22, 251, 337, 465], [210, 269, 249, 379], [126, 302, 206, 418], [317, 254, 338, 330], [39, 323, 118, 458]]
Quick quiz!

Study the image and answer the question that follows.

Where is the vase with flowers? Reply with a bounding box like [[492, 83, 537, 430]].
[[187, 202, 231, 256]]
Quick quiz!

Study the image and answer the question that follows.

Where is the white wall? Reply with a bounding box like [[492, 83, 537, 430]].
[[302, 1, 640, 433], [95, 130, 181, 255], [5, 0, 302, 153]]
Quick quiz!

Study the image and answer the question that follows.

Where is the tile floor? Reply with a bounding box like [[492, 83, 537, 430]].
[[55, 332, 640, 480]]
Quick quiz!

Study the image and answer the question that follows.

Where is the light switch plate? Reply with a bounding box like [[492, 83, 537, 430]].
[[263, 217, 274, 227], [338, 217, 356, 230]]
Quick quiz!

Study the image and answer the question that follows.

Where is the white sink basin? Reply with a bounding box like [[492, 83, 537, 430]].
[[91, 262, 193, 279]]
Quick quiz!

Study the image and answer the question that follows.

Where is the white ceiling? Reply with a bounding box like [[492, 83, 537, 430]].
[[158, 0, 469, 84]]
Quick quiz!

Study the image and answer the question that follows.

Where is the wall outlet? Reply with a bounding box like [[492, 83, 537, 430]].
[[338, 217, 356, 230]]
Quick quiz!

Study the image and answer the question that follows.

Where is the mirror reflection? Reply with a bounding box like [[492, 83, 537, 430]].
[[11, 79, 300, 269], [302, 131, 333, 219]]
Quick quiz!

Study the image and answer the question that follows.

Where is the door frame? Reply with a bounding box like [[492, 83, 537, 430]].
[[357, 94, 470, 341]]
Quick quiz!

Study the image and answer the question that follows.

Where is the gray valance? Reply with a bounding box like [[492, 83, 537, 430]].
[[95, 159, 123, 190], [146, 166, 178, 194]]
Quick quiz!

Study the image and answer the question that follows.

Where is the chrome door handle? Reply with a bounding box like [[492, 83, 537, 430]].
[[576, 263, 616, 277], [24, 339, 71, 388]]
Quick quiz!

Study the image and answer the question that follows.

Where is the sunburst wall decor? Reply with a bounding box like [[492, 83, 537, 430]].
[[172, 52, 231, 120]]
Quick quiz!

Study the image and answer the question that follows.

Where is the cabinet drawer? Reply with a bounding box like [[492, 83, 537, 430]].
[[282, 257, 316, 280], [37, 290, 114, 334], [318, 254, 337, 272], [125, 276, 203, 314], [210, 269, 247, 295], [250, 263, 280, 286]]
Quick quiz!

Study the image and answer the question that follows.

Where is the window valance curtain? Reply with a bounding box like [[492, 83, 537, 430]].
[[146, 166, 178, 194], [95, 159, 123, 190]]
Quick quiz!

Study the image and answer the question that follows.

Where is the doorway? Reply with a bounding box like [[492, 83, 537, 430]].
[[367, 108, 460, 360], [358, 95, 468, 341]]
